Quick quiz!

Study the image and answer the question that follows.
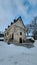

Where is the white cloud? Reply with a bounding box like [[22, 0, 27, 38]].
[[0, 0, 37, 31], [0, 0, 29, 24], [14, 0, 29, 18], [28, 0, 37, 5]]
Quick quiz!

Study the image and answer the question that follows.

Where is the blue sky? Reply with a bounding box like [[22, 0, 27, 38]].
[[0, 0, 37, 31]]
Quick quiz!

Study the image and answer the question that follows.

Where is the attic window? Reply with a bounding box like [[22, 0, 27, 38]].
[[20, 32, 22, 35]]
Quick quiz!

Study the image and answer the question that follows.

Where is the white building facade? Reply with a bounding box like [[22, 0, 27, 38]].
[[4, 17, 26, 44]]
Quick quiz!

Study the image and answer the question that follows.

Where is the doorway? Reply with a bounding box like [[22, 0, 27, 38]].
[[19, 37, 22, 43]]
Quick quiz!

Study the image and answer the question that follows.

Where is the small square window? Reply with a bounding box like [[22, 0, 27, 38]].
[[20, 32, 22, 35]]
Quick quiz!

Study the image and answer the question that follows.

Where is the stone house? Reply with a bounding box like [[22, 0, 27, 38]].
[[4, 16, 26, 44]]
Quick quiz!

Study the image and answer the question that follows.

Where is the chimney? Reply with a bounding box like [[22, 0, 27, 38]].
[[14, 19, 16, 23], [11, 22, 13, 25], [8, 25, 10, 28], [5, 28, 7, 30]]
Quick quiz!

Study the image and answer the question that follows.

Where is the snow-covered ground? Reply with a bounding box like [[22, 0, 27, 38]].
[[0, 41, 37, 65]]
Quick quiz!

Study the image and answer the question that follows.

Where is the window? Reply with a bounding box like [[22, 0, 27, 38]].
[[12, 34, 14, 40], [20, 32, 22, 35]]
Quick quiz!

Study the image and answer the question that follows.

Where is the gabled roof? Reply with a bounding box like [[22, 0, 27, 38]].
[[17, 16, 25, 28], [11, 16, 26, 28], [5, 16, 26, 31]]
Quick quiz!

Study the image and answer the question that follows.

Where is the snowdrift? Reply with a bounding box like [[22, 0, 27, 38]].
[[0, 41, 37, 65]]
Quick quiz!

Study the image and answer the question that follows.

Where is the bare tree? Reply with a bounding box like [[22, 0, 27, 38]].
[[26, 16, 37, 38]]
